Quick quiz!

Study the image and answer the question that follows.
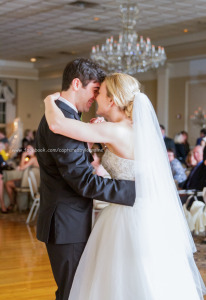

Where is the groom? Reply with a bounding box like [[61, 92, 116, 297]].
[[36, 58, 136, 300]]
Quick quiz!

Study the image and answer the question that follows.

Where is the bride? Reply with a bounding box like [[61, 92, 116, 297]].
[[44, 73, 206, 300]]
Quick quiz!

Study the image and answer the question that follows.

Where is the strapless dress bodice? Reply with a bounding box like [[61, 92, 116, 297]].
[[101, 149, 135, 181]]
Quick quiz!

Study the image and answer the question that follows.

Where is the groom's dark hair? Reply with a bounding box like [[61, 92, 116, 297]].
[[62, 58, 106, 91]]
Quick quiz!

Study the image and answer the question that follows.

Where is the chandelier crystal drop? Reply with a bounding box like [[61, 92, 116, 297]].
[[90, 2, 167, 74]]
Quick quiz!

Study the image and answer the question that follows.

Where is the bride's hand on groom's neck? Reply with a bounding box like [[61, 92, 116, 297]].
[[44, 92, 64, 133], [44, 92, 60, 105], [90, 117, 105, 124]]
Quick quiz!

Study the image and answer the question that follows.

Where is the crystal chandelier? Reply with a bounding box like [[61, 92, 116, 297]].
[[190, 107, 206, 128], [90, 1, 167, 74]]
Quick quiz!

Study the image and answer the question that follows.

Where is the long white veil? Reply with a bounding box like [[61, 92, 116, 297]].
[[68, 91, 206, 300], [133, 92, 206, 299]]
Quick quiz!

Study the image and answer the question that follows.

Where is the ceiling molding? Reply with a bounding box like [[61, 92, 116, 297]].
[[0, 60, 39, 80], [156, 30, 206, 47]]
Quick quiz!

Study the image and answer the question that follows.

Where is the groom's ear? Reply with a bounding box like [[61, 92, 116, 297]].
[[72, 78, 82, 91]]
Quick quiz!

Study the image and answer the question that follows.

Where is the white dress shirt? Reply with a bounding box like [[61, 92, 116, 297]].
[[58, 96, 78, 113]]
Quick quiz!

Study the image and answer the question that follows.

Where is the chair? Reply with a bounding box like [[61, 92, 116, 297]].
[[203, 187, 206, 203], [15, 168, 31, 211], [182, 189, 206, 235], [26, 168, 40, 224], [15, 167, 40, 212]]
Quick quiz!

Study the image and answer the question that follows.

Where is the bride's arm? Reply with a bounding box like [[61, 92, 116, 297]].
[[44, 93, 117, 144]]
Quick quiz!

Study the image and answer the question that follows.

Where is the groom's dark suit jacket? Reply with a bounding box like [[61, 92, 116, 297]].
[[36, 100, 136, 244]]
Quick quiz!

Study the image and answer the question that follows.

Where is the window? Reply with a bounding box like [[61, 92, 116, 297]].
[[0, 98, 6, 124]]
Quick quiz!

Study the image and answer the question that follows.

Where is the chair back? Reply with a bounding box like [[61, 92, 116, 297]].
[[30, 167, 40, 187], [203, 187, 206, 203], [28, 177, 35, 199], [20, 168, 30, 188], [28, 168, 39, 197], [26, 168, 40, 224]]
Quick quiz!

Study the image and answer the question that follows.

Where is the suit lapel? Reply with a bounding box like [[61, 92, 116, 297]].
[[55, 100, 80, 120], [55, 100, 92, 160]]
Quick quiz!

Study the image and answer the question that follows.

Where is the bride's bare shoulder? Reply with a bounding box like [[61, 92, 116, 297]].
[[99, 120, 133, 147], [113, 120, 133, 137], [107, 121, 134, 159]]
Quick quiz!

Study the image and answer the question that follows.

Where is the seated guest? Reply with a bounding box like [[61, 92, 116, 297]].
[[201, 146, 206, 244], [167, 148, 187, 184], [18, 143, 38, 171], [0, 131, 9, 161], [0, 140, 9, 213], [0, 149, 13, 213], [183, 147, 206, 232], [185, 150, 197, 177], [0, 154, 7, 213], [0, 130, 8, 145], [16, 129, 34, 160], [196, 128, 206, 146], [201, 135, 206, 148], [160, 124, 176, 154], [32, 130, 37, 143], [0, 145, 9, 161], [21, 129, 34, 150], [198, 146, 206, 190], [174, 133, 186, 164], [185, 150, 197, 169], [179, 145, 203, 190], [179, 146, 204, 205], [5, 143, 39, 211], [180, 130, 190, 156]]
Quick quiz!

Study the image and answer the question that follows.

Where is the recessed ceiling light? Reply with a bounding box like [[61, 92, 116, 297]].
[[68, 1, 100, 8], [94, 17, 100, 21], [30, 58, 37, 62], [58, 51, 77, 55], [72, 26, 109, 33], [184, 28, 188, 33]]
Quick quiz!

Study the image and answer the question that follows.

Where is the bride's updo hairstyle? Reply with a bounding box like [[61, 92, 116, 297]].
[[104, 73, 140, 120]]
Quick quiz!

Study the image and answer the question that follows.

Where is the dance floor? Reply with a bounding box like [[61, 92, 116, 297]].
[[0, 213, 56, 300], [0, 212, 206, 300]]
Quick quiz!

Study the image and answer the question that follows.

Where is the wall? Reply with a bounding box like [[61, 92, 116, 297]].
[[1, 58, 206, 146], [17, 79, 42, 131], [187, 79, 206, 145], [169, 76, 188, 138], [141, 79, 157, 110], [0, 61, 41, 133], [0, 78, 17, 131], [169, 75, 206, 145]]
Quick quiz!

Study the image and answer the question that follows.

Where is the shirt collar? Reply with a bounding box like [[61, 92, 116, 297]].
[[58, 96, 78, 113], [196, 160, 203, 167]]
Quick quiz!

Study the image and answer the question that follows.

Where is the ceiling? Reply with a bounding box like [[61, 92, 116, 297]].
[[1, 0, 206, 72]]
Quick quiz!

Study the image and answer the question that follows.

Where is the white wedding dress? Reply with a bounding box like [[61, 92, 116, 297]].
[[69, 149, 205, 300]]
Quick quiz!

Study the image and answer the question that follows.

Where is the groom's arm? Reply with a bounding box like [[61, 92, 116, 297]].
[[47, 130, 136, 207]]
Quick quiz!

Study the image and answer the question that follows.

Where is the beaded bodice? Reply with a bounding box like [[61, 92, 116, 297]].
[[101, 149, 135, 181]]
